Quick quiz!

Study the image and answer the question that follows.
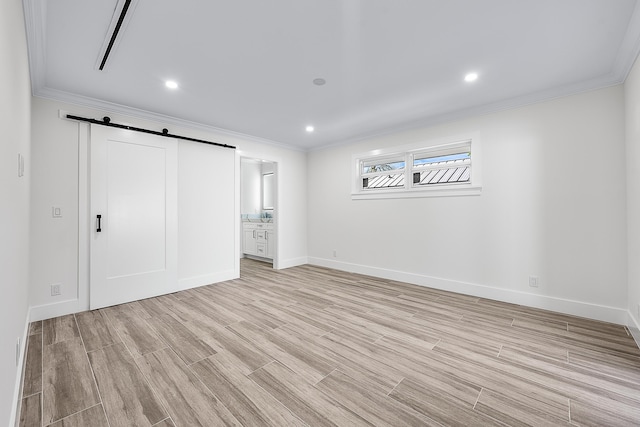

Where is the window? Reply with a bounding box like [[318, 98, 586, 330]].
[[411, 141, 471, 187], [361, 157, 405, 190], [352, 137, 481, 199]]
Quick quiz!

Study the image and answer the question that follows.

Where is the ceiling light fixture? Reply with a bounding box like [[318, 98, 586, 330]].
[[165, 80, 178, 89], [305, 125, 315, 133], [464, 72, 478, 82], [313, 78, 326, 86]]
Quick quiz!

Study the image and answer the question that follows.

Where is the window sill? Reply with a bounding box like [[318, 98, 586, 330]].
[[352, 185, 482, 200]]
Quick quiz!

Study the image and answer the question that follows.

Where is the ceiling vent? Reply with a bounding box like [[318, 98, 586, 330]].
[[95, 0, 137, 71]]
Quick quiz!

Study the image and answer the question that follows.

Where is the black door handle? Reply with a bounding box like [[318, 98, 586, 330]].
[[97, 215, 102, 232]]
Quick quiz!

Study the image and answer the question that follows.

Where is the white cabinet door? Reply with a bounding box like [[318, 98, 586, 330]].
[[90, 125, 178, 309], [243, 229, 257, 255], [266, 230, 275, 258]]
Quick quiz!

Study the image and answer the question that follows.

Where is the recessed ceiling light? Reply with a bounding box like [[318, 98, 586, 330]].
[[305, 125, 315, 133], [464, 73, 478, 82], [165, 80, 178, 89], [313, 78, 326, 86]]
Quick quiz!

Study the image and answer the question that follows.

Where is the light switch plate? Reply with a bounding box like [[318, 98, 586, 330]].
[[17, 154, 24, 177], [52, 207, 62, 218]]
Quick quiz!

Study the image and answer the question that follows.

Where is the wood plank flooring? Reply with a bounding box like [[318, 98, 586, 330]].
[[19, 259, 640, 426]]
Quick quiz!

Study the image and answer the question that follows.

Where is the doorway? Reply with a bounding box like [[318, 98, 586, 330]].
[[240, 158, 277, 270]]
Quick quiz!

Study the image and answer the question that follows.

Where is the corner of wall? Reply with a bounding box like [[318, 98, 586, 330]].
[[628, 311, 640, 349], [9, 309, 32, 427]]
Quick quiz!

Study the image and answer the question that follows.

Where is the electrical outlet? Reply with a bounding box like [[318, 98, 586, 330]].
[[333, 250, 337, 258], [51, 283, 61, 296], [529, 276, 539, 288], [15, 338, 20, 366]]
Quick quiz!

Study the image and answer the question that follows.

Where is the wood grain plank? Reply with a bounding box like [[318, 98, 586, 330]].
[[179, 295, 243, 326], [191, 352, 304, 426], [498, 345, 640, 406], [19, 393, 41, 427], [135, 347, 240, 426], [474, 388, 571, 426], [43, 337, 100, 424], [145, 314, 216, 364], [249, 361, 369, 426], [183, 319, 273, 374], [388, 378, 501, 426], [316, 369, 440, 426], [103, 304, 166, 358], [75, 310, 120, 352], [274, 323, 403, 395], [29, 321, 42, 336], [23, 333, 42, 397], [48, 404, 109, 427], [568, 349, 640, 382], [43, 314, 79, 345], [228, 320, 336, 384], [88, 342, 167, 426], [151, 418, 175, 427], [569, 397, 640, 426]]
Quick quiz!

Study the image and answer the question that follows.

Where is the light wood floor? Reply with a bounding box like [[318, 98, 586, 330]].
[[19, 258, 640, 426]]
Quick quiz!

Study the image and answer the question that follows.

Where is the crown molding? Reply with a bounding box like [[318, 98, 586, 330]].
[[22, 0, 46, 92], [33, 86, 304, 152], [310, 71, 623, 152], [611, 0, 640, 82]]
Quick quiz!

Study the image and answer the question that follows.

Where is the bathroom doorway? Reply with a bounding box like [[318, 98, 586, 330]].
[[240, 157, 277, 270]]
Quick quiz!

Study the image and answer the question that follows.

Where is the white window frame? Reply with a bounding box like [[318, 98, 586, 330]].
[[360, 154, 406, 191], [352, 134, 482, 200]]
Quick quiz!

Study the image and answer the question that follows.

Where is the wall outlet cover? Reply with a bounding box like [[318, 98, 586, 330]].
[[51, 283, 61, 296], [529, 276, 539, 288]]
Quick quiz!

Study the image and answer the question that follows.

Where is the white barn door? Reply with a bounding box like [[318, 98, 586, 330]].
[[90, 125, 178, 309]]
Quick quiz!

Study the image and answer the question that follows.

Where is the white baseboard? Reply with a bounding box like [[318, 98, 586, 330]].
[[308, 257, 628, 325], [277, 256, 308, 270], [177, 270, 238, 291], [30, 269, 240, 322], [30, 298, 81, 322], [628, 311, 640, 349], [10, 308, 31, 427]]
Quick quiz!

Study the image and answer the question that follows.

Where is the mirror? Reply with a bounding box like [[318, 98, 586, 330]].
[[263, 173, 274, 210]]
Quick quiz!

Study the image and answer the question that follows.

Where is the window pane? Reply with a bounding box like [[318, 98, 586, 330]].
[[415, 166, 470, 185], [363, 159, 405, 174], [413, 152, 470, 167], [363, 173, 405, 189]]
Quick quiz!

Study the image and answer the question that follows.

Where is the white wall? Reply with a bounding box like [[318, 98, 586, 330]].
[[30, 97, 308, 319], [625, 57, 640, 342], [308, 86, 628, 323], [0, 0, 32, 424]]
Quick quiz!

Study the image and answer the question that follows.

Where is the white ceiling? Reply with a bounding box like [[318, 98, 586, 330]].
[[24, 0, 640, 150]]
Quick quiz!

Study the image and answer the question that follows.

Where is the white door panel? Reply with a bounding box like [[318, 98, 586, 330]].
[[90, 125, 177, 309]]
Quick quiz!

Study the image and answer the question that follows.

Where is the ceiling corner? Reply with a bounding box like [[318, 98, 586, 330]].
[[22, 0, 47, 95], [611, 0, 640, 83]]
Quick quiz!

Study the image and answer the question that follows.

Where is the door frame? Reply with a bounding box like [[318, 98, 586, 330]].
[[238, 155, 279, 269]]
